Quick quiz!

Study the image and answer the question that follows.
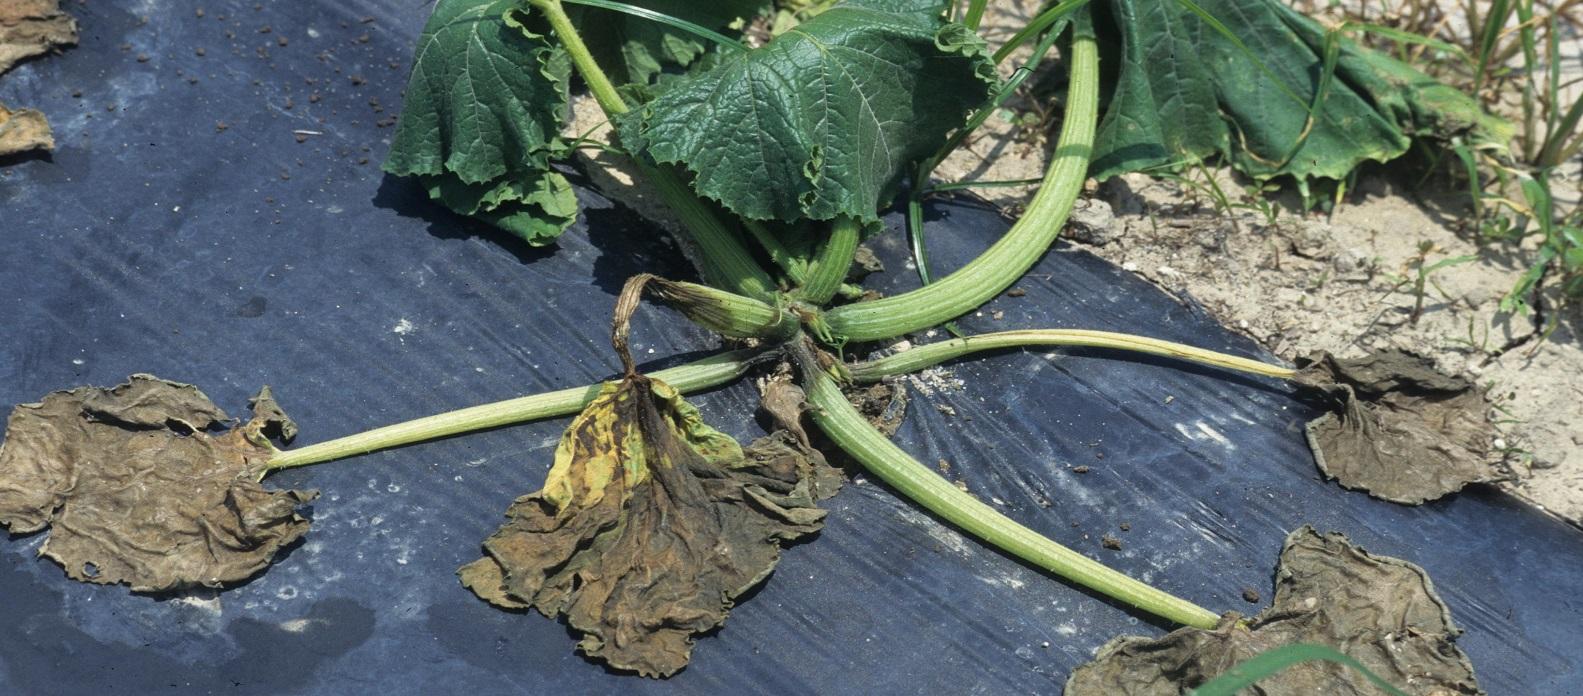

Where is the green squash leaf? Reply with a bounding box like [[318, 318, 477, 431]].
[[564, 0, 770, 86], [384, 0, 577, 245], [617, 0, 994, 224], [1091, 0, 1511, 189], [423, 169, 580, 246]]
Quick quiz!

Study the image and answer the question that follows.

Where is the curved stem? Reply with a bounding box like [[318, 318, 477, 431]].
[[797, 346, 1221, 630], [824, 24, 1099, 342], [559, 0, 746, 52], [533, 0, 628, 118], [850, 330, 1296, 382], [798, 216, 862, 304], [532, 0, 776, 299], [265, 349, 759, 473], [992, 0, 1088, 64]]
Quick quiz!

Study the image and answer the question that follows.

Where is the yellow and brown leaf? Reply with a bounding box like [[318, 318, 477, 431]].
[[460, 373, 837, 677]]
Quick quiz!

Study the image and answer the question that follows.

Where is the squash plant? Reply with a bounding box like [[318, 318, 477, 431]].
[[0, 0, 1506, 683]]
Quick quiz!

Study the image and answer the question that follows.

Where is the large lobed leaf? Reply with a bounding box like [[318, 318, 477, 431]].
[[1091, 0, 1510, 188], [566, 0, 771, 86], [617, 0, 994, 224], [384, 0, 577, 245]]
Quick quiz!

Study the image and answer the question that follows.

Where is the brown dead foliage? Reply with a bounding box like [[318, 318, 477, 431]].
[[0, 375, 314, 593]]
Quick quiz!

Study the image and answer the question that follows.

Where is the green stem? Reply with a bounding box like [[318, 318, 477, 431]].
[[265, 349, 758, 472], [640, 168, 779, 299], [798, 216, 862, 304], [742, 218, 808, 286], [849, 329, 1297, 382], [644, 276, 797, 340], [962, 0, 987, 30], [531, 0, 776, 300], [534, 0, 628, 118], [824, 24, 1099, 342], [797, 346, 1221, 630]]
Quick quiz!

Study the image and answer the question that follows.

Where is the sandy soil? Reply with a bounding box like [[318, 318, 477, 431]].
[[942, 0, 1583, 523], [1078, 171, 1583, 522]]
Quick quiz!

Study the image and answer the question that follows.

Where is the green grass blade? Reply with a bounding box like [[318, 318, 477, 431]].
[[1474, 0, 1516, 89], [1188, 644, 1410, 696], [928, 177, 1046, 192], [1338, 21, 1468, 61], [992, 0, 1087, 64], [559, 0, 747, 51]]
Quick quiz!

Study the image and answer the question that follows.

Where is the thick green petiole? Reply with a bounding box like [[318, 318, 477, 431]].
[[264, 349, 759, 473], [644, 276, 797, 340], [823, 23, 1099, 342], [530, 0, 775, 300], [849, 330, 1296, 382], [798, 216, 862, 304], [797, 347, 1221, 630]]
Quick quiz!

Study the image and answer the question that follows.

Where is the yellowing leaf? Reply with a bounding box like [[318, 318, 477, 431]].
[[460, 374, 836, 677]]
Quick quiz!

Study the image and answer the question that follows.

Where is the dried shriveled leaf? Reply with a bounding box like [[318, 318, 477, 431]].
[[0, 0, 77, 73], [0, 101, 52, 154], [0, 375, 315, 593], [460, 374, 834, 677], [1066, 526, 1480, 695], [1296, 350, 1506, 504], [0, 0, 77, 158]]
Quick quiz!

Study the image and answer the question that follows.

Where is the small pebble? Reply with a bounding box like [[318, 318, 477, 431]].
[[1242, 587, 1261, 604], [1101, 534, 1122, 551]]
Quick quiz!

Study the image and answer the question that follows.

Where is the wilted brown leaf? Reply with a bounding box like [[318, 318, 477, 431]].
[[0, 375, 315, 593], [1296, 350, 1506, 504], [460, 374, 834, 677], [0, 101, 52, 155], [0, 0, 77, 157], [1066, 526, 1480, 695], [0, 0, 77, 73]]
